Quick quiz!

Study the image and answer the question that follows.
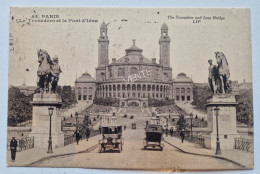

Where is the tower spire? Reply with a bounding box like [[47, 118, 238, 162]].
[[159, 23, 170, 67], [98, 22, 109, 67]]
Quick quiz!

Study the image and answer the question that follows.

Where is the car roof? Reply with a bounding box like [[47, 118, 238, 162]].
[[101, 124, 122, 127]]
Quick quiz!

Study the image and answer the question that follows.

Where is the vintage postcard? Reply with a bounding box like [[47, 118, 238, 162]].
[[7, 7, 253, 171]]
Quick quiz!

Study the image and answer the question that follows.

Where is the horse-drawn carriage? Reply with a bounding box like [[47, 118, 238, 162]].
[[99, 116, 123, 153], [143, 118, 164, 151]]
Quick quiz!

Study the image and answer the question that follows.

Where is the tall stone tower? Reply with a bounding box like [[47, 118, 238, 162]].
[[98, 22, 109, 67], [159, 23, 171, 67]]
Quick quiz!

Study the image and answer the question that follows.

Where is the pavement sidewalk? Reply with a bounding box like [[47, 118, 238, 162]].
[[7, 134, 101, 167], [164, 135, 254, 169]]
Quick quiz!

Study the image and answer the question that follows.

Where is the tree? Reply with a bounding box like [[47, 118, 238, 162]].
[[8, 86, 33, 126], [191, 85, 212, 111], [93, 97, 119, 107], [176, 115, 187, 132], [56, 85, 77, 109], [236, 89, 253, 126]]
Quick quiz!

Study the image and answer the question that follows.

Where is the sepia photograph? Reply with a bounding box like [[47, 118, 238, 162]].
[[7, 7, 253, 171]]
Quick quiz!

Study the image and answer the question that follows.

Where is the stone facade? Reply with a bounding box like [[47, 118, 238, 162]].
[[75, 72, 96, 106], [173, 73, 193, 102], [75, 22, 193, 105]]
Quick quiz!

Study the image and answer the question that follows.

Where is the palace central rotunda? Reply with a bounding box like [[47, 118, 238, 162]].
[[75, 22, 193, 107]]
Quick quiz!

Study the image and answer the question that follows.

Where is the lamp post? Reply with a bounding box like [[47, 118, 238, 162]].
[[214, 106, 221, 155], [47, 107, 54, 153], [190, 113, 193, 141], [75, 112, 78, 131]]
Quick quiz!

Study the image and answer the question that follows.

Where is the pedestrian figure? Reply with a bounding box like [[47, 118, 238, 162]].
[[170, 127, 174, 137], [165, 128, 168, 137], [10, 137, 17, 162], [180, 130, 185, 143], [74, 130, 82, 145], [85, 127, 90, 141], [124, 125, 126, 130], [99, 125, 102, 134]]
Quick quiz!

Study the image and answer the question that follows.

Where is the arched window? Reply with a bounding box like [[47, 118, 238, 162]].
[[113, 85, 116, 91], [176, 88, 180, 94], [137, 84, 141, 91], [127, 84, 131, 91], [83, 87, 87, 94], [130, 67, 138, 75], [122, 84, 126, 91], [156, 85, 159, 91], [77, 87, 81, 94], [147, 85, 151, 91], [132, 84, 136, 90], [89, 87, 93, 93], [142, 84, 146, 91], [181, 88, 185, 94], [117, 68, 123, 76], [117, 84, 121, 91], [187, 88, 191, 93]]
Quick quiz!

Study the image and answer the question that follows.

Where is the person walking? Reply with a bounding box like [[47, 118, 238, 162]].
[[74, 130, 82, 145], [10, 137, 17, 162], [180, 130, 185, 143], [170, 127, 174, 137], [85, 127, 90, 141], [165, 128, 168, 137]]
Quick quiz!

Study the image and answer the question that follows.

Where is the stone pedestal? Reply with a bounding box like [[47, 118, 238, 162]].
[[29, 93, 64, 148], [205, 95, 239, 150]]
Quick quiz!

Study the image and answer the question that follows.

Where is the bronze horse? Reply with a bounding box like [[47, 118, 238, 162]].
[[215, 52, 230, 94], [36, 49, 53, 93]]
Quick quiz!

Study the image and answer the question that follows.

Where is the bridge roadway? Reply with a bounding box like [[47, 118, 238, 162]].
[[30, 128, 240, 170]]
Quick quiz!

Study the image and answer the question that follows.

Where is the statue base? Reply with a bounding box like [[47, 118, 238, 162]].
[[29, 93, 64, 148], [204, 94, 240, 150]]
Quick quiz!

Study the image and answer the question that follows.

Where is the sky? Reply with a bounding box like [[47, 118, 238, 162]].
[[9, 7, 252, 86]]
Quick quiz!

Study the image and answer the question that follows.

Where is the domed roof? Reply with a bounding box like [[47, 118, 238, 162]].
[[116, 55, 152, 64], [161, 23, 168, 30], [116, 39, 152, 64], [125, 39, 143, 54], [75, 71, 96, 83], [173, 73, 193, 83]]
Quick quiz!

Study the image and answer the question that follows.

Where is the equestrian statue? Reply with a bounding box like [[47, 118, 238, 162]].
[[37, 49, 62, 93], [208, 52, 230, 95]]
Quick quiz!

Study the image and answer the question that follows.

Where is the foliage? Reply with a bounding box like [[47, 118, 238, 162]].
[[236, 89, 253, 126], [93, 97, 119, 107], [56, 85, 77, 109], [148, 98, 175, 107], [176, 115, 187, 132], [191, 85, 212, 111], [8, 86, 33, 126]]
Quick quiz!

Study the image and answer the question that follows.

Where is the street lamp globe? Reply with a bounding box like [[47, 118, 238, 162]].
[[48, 107, 54, 116]]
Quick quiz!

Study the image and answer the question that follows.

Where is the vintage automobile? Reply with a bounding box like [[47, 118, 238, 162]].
[[143, 118, 164, 151], [99, 117, 123, 153]]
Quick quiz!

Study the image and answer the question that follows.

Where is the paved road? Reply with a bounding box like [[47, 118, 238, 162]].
[[31, 128, 240, 170]]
